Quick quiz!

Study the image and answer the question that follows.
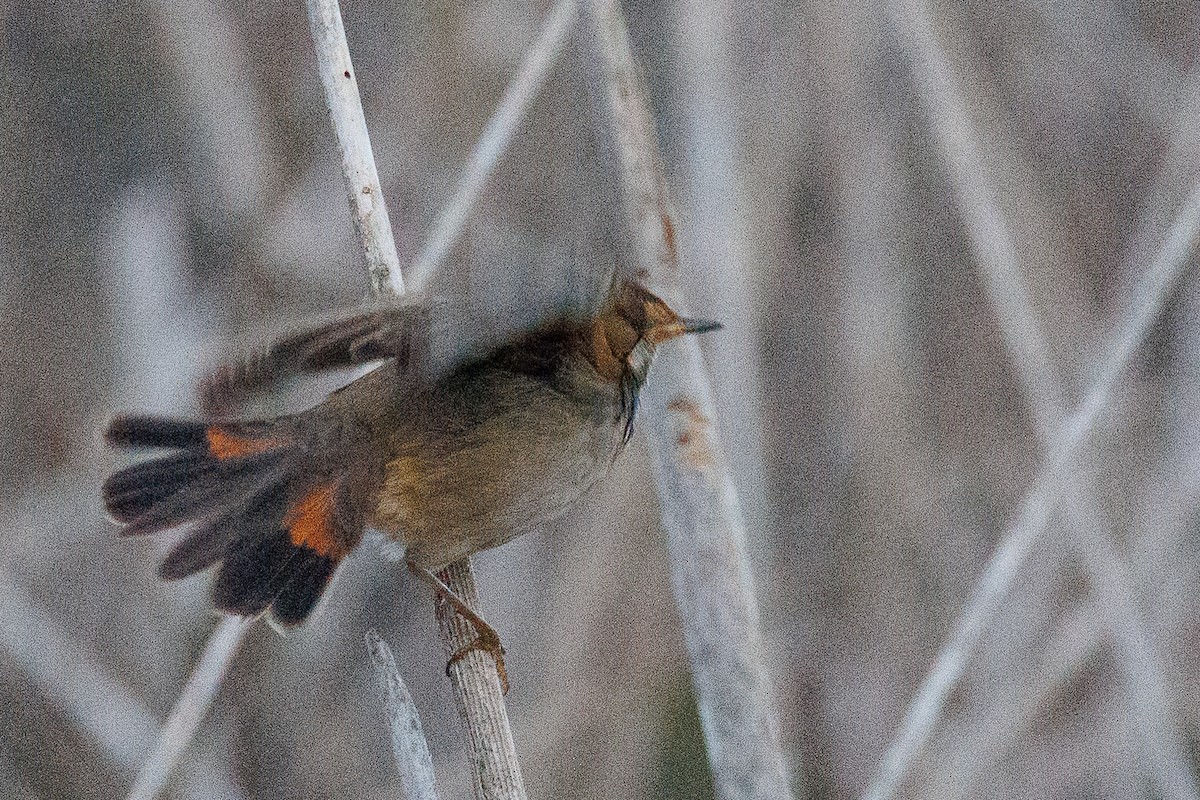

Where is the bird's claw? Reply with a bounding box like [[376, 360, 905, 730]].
[[446, 632, 509, 694]]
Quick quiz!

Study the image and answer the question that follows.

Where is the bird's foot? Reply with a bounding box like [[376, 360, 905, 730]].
[[446, 628, 508, 694]]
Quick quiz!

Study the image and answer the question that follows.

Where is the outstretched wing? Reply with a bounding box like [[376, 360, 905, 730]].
[[199, 297, 436, 414], [199, 257, 621, 414]]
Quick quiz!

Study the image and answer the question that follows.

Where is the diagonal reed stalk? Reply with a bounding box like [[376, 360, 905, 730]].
[[126, 617, 251, 800], [367, 631, 440, 800], [863, 5, 1200, 798]]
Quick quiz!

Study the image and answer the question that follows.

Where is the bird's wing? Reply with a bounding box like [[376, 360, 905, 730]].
[[198, 296, 435, 414], [197, 275, 612, 415], [196, 237, 628, 415]]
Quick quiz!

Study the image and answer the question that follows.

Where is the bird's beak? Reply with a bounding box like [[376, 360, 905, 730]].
[[681, 318, 722, 335], [648, 317, 723, 344]]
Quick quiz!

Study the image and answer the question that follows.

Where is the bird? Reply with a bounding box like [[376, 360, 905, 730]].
[[101, 275, 719, 681]]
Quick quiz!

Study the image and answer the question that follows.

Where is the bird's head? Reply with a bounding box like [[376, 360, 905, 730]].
[[587, 281, 721, 385]]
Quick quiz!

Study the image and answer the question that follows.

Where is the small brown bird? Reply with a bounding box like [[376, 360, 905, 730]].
[[102, 277, 718, 675]]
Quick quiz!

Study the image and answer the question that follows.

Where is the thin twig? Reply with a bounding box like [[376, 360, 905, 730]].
[[927, 286, 1200, 795], [305, 0, 404, 296], [306, 2, 525, 797], [408, 0, 578, 291], [127, 617, 251, 800], [367, 631, 441, 800], [0, 568, 160, 772], [926, 600, 1106, 799], [881, 2, 1200, 799], [929, 453, 1200, 799], [583, 2, 793, 799]]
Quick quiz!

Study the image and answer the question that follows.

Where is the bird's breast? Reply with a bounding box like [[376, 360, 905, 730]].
[[369, 368, 628, 567]]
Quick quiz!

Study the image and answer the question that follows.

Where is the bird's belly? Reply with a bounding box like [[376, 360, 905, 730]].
[[371, 404, 624, 567]]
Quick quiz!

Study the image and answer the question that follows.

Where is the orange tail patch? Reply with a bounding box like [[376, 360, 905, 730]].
[[104, 414, 354, 626], [284, 483, 348, 558], [206, 427, 284, 460]]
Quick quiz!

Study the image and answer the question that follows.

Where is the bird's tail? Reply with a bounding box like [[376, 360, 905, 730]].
[[102, 414, 360, 625]]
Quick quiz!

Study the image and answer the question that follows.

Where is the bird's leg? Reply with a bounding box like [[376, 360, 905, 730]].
[[407, 560, 508, 693]]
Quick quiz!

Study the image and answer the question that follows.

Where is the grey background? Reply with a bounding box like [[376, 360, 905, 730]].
[[3, 1, 1200, 798]]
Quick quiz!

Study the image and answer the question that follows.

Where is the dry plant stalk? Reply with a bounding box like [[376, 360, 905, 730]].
[[304, 0, 404, 296], [435, 562, 528, 798], [126, 617, 251, 800], [367, 631, 441, 800], [887, 1, 1200, 798], [305, 0, 524, 797], [862, 2, 1200, 799], [584, 2, 792, 799]]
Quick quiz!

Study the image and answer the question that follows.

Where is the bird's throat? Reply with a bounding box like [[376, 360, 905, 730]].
[[587, 312, 641, 384]]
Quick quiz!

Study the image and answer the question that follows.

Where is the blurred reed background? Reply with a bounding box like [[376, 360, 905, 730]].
[[4, 0, 1200, 798]]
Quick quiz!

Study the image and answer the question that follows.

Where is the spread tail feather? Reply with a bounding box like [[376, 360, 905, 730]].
[[102, 414, 359, 625]]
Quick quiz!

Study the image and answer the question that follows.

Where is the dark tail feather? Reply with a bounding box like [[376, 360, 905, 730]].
[[116, 452, 285, 537], [102, 413, 357, 626], [158, 518, 236, 581], [270, 550, 339, 626], [105, 415, 210, 450], [103, 453, 214, 522], [158, 486, 288, 581], [102, 414, 288, 529], [210, 529, 339, 625], [207, 479, 357, 626]]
